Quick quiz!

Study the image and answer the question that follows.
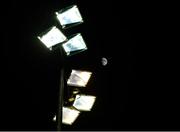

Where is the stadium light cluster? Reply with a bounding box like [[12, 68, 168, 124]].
[[37, 5, 96, 126]]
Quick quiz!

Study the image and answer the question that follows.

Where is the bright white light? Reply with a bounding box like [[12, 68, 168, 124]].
[[56, 5, 83, 28], [38, 26, 67, 48], [62, 33, 87, 56], [52, 108, 80, 125], [67, 70, 92, 87], [62, 107, 80, 125], [53, 115, 56, 122], [73, 95, 96, 111]]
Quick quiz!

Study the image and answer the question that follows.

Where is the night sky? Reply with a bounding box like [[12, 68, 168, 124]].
[[1, 0, 179, 131]]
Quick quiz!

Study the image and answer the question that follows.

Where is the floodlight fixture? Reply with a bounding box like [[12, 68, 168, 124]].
[[56, 5, 83, 28], [53, 107, 80, 125], [73, 94, 96, 111], [62, 33, 87, 56], [35, 2, 95, 130], [62, 107, 80, 125], [37, 26, 67, 49], [67, 70, 92, 87]]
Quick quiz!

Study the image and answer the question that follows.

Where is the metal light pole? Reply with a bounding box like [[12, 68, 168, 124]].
[[57, 46, 66, 131]]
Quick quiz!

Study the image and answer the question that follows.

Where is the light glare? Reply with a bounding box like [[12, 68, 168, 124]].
[[53, 115, 56, 122]]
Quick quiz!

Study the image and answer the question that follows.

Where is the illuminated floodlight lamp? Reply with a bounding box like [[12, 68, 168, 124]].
[[67, 70, 92, 87], [52, 107, 80, 125], [56, 5, 83, 28], [73, 94, 96, 111], [62, 107, 80, 125], [37, 26, 67, 49], [62, 33, 87, 56]]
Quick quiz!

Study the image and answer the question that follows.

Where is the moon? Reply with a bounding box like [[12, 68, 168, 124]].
[[101, 57, 108, 66]]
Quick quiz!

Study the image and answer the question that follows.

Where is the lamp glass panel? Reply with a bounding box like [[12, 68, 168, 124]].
[[62, 107, 80, 125], [62, 33, 87, 56], [67, 70, 92, 87], [73, 95, 96, 111], [56, 5, 83, 28], [38, 26, 67, 48]]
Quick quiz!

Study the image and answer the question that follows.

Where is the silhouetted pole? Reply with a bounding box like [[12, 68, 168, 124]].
[[57, 46, 65, 131]]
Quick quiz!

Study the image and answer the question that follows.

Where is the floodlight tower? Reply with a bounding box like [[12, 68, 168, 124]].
[[37, 4, 99, 131], [37, 5, 86, 131], [55, 5, 88, 130]]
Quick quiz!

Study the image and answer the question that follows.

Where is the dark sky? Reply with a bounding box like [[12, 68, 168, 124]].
[[1, 0, 179, 131]]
